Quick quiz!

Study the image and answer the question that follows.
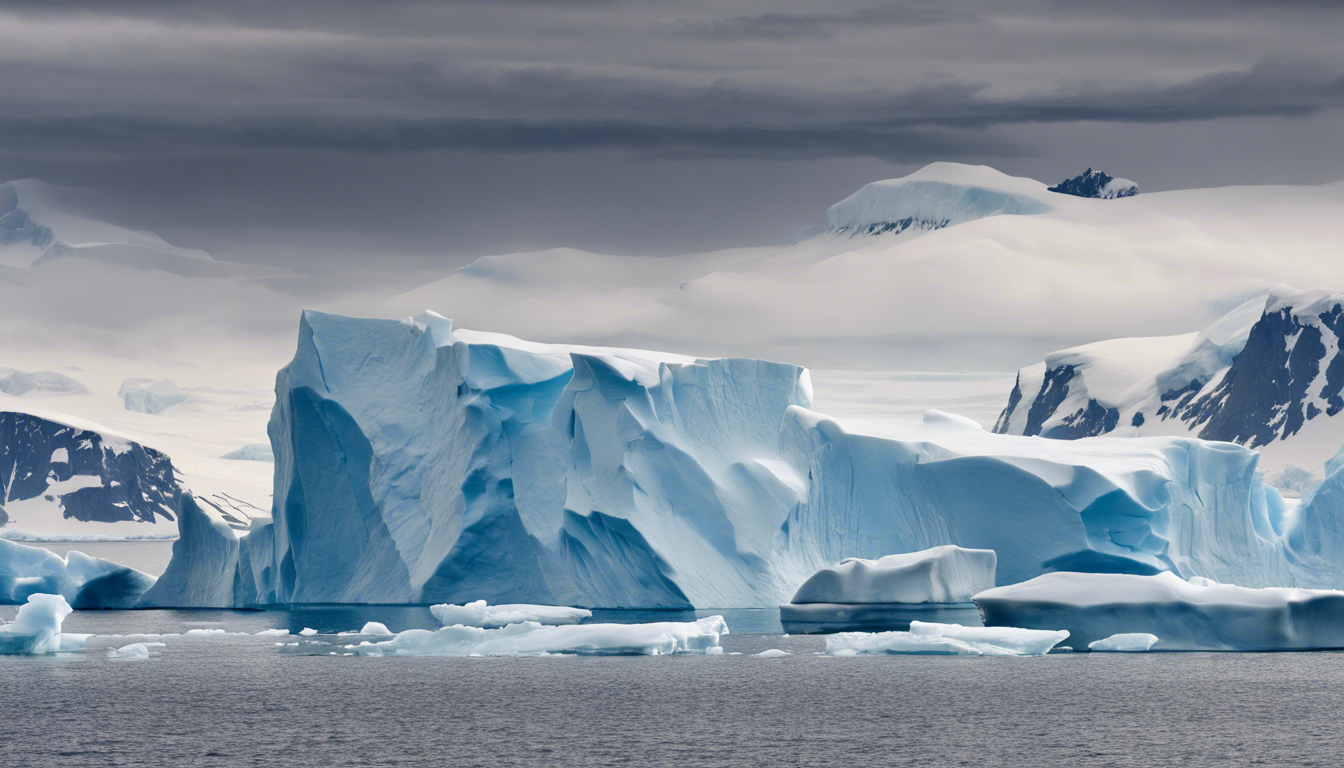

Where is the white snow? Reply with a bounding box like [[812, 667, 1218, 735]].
[[788, 546, 997, 605], [430, 600, 592, 628], [825, 163, 1053, 232], [975, 572, 1344, 651], [1088, 633, 1159, 652], [825, 621, 1069, 657], [354, 615, 729, 657]]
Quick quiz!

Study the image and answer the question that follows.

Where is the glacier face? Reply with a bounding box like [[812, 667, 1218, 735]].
[[994, 286, 1344, 478], [149, 311, 1344, 608]]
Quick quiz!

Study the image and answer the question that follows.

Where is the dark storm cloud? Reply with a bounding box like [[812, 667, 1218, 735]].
[[0, 0, 1340, 260], [671, 4, 977, 41]]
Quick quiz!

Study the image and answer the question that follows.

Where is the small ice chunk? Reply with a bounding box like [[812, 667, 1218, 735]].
[[0, 593, 75, 654], [1088, 633, 1159, 652], [356, 616, 728, 657], [255, 628, 291, 637], [107, 642, 165, 660], [429, 600, 592, 628], [358, 621, 393, 635], [299, 627, 319, 636], [184, 628, 228, 637], [826, 621, 1068, 656], [753, 649, 790, 658]]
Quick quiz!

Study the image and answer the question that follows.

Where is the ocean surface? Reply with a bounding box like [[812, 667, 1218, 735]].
[[3, 606, 1341, 768]]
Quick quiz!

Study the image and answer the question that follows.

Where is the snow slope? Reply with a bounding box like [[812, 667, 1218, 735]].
[[994, 286, 1344, 478]]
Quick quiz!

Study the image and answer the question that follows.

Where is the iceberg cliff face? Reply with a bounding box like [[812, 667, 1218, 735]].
[[149, 311, 1344, 608]]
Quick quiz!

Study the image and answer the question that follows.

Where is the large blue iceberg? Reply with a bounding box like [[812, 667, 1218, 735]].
[[145, 311, 1344, 608]]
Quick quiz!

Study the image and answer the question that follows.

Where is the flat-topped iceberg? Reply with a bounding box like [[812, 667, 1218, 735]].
[[1088, 633, 1159, 652], [781, 545, 995, 632], [0, 593, 88, 654], [353, 615, 728, 657], [826, 621, 1068, 657], [789, 546, 996, 604], [149, 311, 1344, 609], [431, 600, 592, 628], [975, 572, 1344, 651]]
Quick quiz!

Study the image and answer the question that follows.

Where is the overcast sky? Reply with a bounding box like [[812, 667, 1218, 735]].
[[1, 0, 1341, 266]]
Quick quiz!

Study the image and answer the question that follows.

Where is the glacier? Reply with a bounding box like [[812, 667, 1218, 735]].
[[144, 310, 1344, 609], [974, 572, 1344, 651], [826, 621, 1069, 657], [825, 163, 1052, 236]]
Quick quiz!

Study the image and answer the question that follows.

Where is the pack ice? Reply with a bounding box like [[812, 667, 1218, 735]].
[[354, 615, 728, 657], [148, 310, 1344, 608], [780, 546, 994, 631], [826, 621, 1068, 656], [975, 572, 1344, 651]]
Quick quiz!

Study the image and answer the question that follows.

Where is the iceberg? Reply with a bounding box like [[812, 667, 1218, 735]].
[[781, 545, 995, 632], [1088, 633, 1159, 652], [153, 311, 1344, 609], [118, 378, 189, 414], [826, 621, 1069, 656], [430, 600, 591, 628], [107, 641, 164, 660], [354, 615, 728, 657], [357, 621, 393, 635], [0, 593, 88, 654], [753, 649, 790, 658], [974, 572, 1344, 651], [1, 538, 155, 609]]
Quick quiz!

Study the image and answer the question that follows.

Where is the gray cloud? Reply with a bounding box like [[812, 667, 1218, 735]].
[[671, 4, 977, 41]]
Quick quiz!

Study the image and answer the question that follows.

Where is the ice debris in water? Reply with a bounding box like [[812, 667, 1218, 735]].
[[1088, 633, 1159, 652], [299, 628, 318, 636], [355, 616, 728, 657], [753, 649, 791, 658], [430, 600, 592, 628], [826, 621, 1068, 657], [358, 622, 393, 635], [107, 642, 165, 660], [255, 628, 291, 637], [0, 593, 88, 654]]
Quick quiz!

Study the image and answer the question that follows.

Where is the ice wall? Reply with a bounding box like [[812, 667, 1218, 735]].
[[152, 311, 1344, 608]]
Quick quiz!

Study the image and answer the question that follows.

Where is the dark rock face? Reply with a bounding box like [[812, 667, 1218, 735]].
[[1177, 308, 1332, 448], [1048, 169, 1138, 199], [994, 364, 1118, 439], [840, 217, 951, 236], [1043, 399, 1120, 439], [0, 411, 180, 526]]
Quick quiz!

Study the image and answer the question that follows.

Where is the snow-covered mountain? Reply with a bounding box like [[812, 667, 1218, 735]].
[[1047, 168, 1139, 199], [993, 286, 1344, 480], [388, 163, 1344, 370], [146, 311, 1344, 608], [0, 400, 181, 540]]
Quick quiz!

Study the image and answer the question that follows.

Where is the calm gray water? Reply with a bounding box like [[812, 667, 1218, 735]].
[[2, 607, 1342, 768]]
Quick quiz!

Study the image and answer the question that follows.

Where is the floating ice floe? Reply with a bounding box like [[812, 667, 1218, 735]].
[[107, 641, 165, 660], [753, 649, 790, 658], [354, 615, 728, 657], [430, 600, 592, 628], [254, 628, 291, 637], [825, 621, 1069, 657], [299, 628, 318, 636], [781, 546, 995, 632], [974, 571, 1344, 651], [0, 593, 89, 654], [1088, 633, 1159, 652]]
